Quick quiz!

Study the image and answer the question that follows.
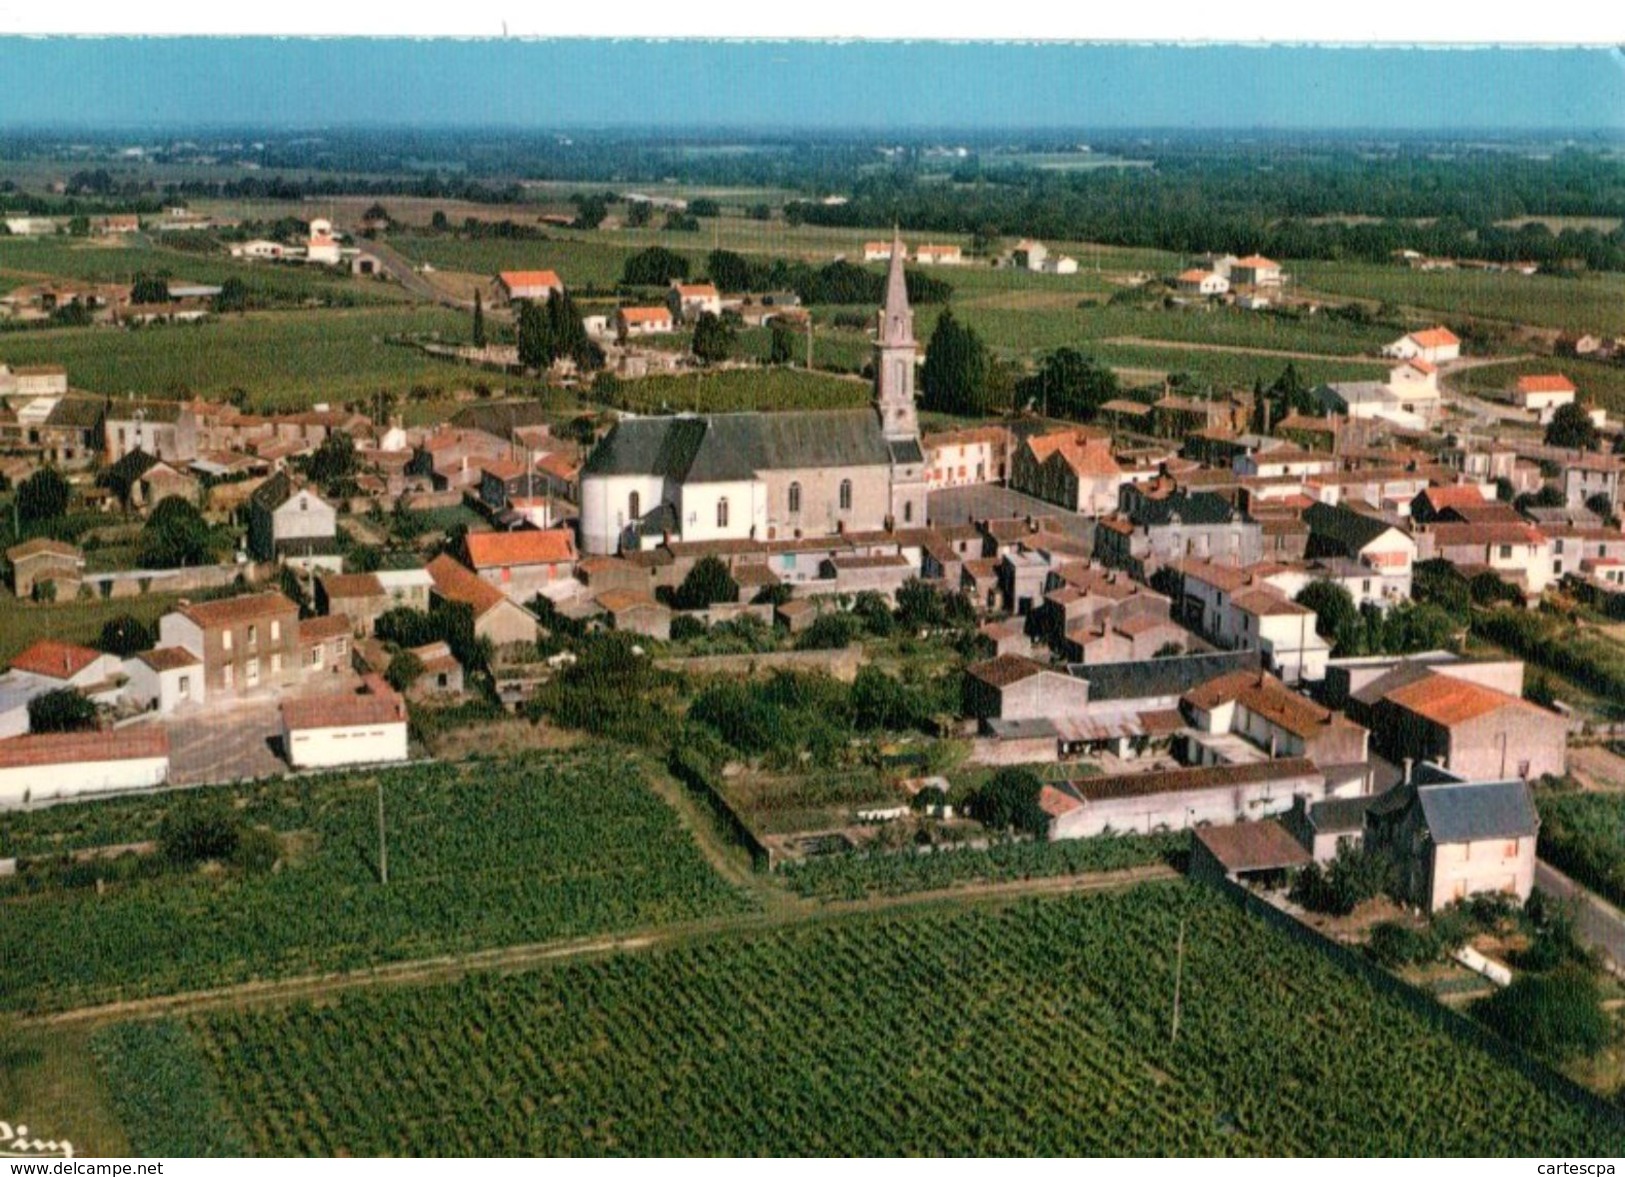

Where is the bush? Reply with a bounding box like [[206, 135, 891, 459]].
[[231, 826, 281, 874], [669, 614, 708, 642], [672, 557, 738, 611], [158, 799, 240, 866], [98, 614, 156, 657], [1289, 843, 1394, 916], [26, 688, 97, 733], [1474, 967, 1613, 1061], [795, 611, 865, 651], [969, 767, 1048, 836], [1366, 921, 1438, 968]]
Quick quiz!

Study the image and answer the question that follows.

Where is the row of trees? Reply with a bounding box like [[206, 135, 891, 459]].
[[516, 290, 603, 372]]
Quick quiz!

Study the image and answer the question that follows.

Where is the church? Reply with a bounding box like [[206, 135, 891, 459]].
[[579, 233, 927, 556]]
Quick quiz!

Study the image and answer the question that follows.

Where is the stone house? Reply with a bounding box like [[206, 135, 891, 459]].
[[157, 591, 302, 697]]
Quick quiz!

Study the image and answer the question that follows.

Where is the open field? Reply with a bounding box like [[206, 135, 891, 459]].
[[598, 367, 870, 414], [0, 237, 410, 307], [0, 590, 191, 666], [95, 884, 1625, 1156], [0, 750, 751, 1013], [1088, 343, 1388, 391], [1452, 355, 1625, 418], [1292, 260, 1625, 336], [0, 307, 484, 410]]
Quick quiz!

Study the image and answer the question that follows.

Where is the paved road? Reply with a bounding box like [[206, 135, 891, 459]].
[[360, 237, 469, 308], [1535, 859, 1625, 971]]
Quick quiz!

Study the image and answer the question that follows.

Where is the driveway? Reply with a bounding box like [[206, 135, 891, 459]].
[[1534, 859, 1625, 972], [166, 670, 366, 786]]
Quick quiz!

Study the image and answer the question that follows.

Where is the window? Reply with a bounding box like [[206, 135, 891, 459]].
[[788, 482, 801, 513], [839, 480, 852, 511], [903, 501, 913, 524], [247, 624, 258, 649], [222, 663, 233, 689], [337, 638, 347, 658], [300, 498, 308, 512], [312, 645, 324, 669], [270, 653, 282, 674], [1504, 840, 1519, 858], [628, 491, 640, 521], [222, 629, 233, 652], [1498, 544, 1512, 559], [246, 657, 260, 687], [178, 674, 190, 697], [270, 619, 280, 642], [716, 497, 730, 528]]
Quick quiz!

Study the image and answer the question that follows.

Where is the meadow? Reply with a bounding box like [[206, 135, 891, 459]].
[[0, 749, 751, 1013], [0, 589, 190, 666], [98, 884, 1625, 1156]]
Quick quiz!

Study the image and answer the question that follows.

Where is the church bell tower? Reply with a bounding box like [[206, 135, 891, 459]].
[[875, 228, 919, 442]]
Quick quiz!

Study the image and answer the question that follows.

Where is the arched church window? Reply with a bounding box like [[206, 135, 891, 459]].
[[717, 497, 730, 528], [839, 480, 852, 511], [788, 482, 801, 514], [628, 491, 640, 521]]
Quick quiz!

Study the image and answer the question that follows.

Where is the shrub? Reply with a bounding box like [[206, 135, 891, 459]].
[[26, 688, 97, 733], [795, 611, 865, 651], [158, 799, 240, 866], [1474, 968, 1613, 1061], [1366, 921, 1438, 968]]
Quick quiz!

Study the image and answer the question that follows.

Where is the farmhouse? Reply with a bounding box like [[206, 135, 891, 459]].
[[1175, 270, 1230, 297], [248, 474, 339, 568], [913, 244, 963, 265], [1042, 757, 1329, 840], [1513, 374, 1577, 422], [463, 528, 579, 604], [123, 646, 205, 716], [6, 538, 84, 600], [1229, 256, 1282, 287], [425, 554, 541, 647], [1384, 326, 1461, 364], [157, 592, 302, 697], [668, 282, 723, 323], [616, 306, 674, 337], [497, 270, 563, 303], [1369, 671, 1567, 782]]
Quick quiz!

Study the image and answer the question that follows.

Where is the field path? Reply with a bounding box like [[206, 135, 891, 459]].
[[1099, 335, 1390, 364], [31, 862, 1176, 1026]]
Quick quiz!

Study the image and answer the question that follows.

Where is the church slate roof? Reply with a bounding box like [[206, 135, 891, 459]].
[[583, 409, 895, 483]]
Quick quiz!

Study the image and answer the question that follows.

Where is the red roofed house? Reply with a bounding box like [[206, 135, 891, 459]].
[[962, 654, 1093, 723], [1513, 374, 1578, 423], [0, 727, 170, 804], [1384, 326, 1462, 364], [463, 528, 579, 604], [280, 677, 407, 769], [924, 426, 1012, 490], [6, 639, 122, 693], [616, 306, 675, 338], [667, 282, 722, 323], [1009, 427, 1125, 514], [1229, 256, 1283, 288], [497, 270, 563, 304], [1410, 483, 1494, 523], [425, 554, 541, 647], [1371, 671, 1567, 781], [123, 646, 205, 716], [1176, 269, 1230, 297]]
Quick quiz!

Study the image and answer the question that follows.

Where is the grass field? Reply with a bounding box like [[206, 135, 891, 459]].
[[95, 884, 1625, 1156], [0, 237, 409, 307], [1292, 260, 1625, 336], [597, 367, 871, 414], [1452, 355, 1625, 418], [0, 307, 483, 410], [0, 590, 190, 666], [0, 750, 751, 1013]]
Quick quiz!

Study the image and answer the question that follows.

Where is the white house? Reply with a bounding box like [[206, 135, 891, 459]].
[[497, 270, 563, 304], [279, 680, 409, 769], [1384, 326, 1461, 364], [616, 306, 675, 337], [123, 647, 206, 716], [668, 283, 722, 323], [229, 239, 288, 261], [305, 218, 341, 266], [1230, 256, 1283, 287], [1176, 270, 1230, 297], [0, 728, 170, 805], [863, 241, 899, 263], [914, 244, 963, 266], [1013, 240, 1049, 271], [1042, 256, 1079, 275], [1513, 374, 1578, 423]]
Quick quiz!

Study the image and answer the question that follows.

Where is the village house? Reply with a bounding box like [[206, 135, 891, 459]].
[[0, 363, 68, 398], [1039, 757, 1328, 840], [157, 592, 303, 697], [1063, 615, 1192, 665], [1229, 255, 1283, 288], [6, 538, 84, 600], [1368, 670, 1567, 782], [1180, 669, 1370, 773], [103, 400, 199, 464], [1008, 427, 1124, 515], [317, 572, 388, 635], [248, 474, 339, 569], [497, 269, 563, 304], [595, 588, 673, 641], [1189, 820, 1313, 887], [1175, 269, 1230, 297], [463, 528, 579, 604], [668, 282, 723, 323], [862, 241, 899, 262], [1423, 520, 1555, 595], [425, 554, 541, 648], [962, 655, 1094, 725], [298, 614, 353, 677], [1561, 453, 1623, 512], [1302, 502, 1416, 601], [1513, 374, 1578, 423], [304, 218, 341, 265], [1383, 325, 1462, 364], [1366, 767, 1540, 912], [122, 646, 205, 716], [913, 243, 963, 265], [104, 451, 201, 512], [1095, 488, 1263, 581], [0, 639, 126, 737], [280, 678, 408, 769], [616, 306, 675, 338], [923, 426, 1011, 490]]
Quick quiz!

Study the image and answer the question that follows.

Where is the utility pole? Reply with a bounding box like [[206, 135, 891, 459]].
[[806, 314, 814, 371], [1170, 917, 1187, 1044], [377, 780, 389, 886]]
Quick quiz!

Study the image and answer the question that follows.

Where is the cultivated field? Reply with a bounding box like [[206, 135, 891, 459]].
[[598, 367, 870, 415], [0, 750, 751, 1013], [1537, 792, 1625, 910], [96, 884, 1625, 1156]]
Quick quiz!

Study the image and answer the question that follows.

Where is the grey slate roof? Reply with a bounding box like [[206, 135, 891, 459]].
[[1068, 648, 1262, 703], [450, 400, 555, 438], [1304, 501, 1401, 555], [1127, 490, 1238, 527], [250, 471, 294, 511], [43, 396, 105, 429], [1417, 780, 1540, 843], [583, 409, 895, 483], [1309, 793, 1381, 834]]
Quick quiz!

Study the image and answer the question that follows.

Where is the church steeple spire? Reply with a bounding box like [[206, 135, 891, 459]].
[[875, 228, 919, 442]]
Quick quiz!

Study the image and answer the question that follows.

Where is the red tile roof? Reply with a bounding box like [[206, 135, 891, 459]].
[[136, 647, 201, 672], [1409, 326, 1461, 349], [0, 727, 168, 769], [1517, 374, 1578, 394], [281, 687, 405, 732], [320, 572, 385, 600], [1195, 820, 1312, 872], [1233, 255, 1279, 269], [9, 639, 105, 680], [464, 529, 577, 568], [426, 554, 509, 617], [176, 591, 299, 629], [1184, 670, 1352, 739], [1384, 673, 1529, 727], [619, 306, 672, 323], [499, 270, 562, 291], [967, 654, 1052, 688]]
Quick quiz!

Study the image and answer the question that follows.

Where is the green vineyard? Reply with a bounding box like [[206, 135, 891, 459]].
[[0, 751, 751, 1013], [107, 885, 1625, 1156], [1537, 792, 1625, 909]]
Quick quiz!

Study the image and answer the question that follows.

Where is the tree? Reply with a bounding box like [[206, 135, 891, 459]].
[[98, 614, 155, 657], [129, 271, 170, 304], [516, 299, 549, 370], [27, 688, 97, 734], [139, 497, 214, 568], [1545, 401, 1599, 451], [306, 431, 359, 492], [546, 289, 604, 371], [921, 308, 994, 415], [672, 556, 739, 610], [795, 611, 865, 651], [896, 578, 948, 630], [1295, 580, 1363, 655], [571, 194, 608, 230], [691, 311, 736, 364], [362, 202, 390, 225], [972, 767, 1048, 835], [213, 277, 248, 314], [706, 249, 754, 293], [158, 797, 239, 866], [1017, 347, 1119, 421], [472, 289, 486, 349], [689, 197, 721, 218], [625, 200, 653, 228], [385, 650, 425, 693], [16, 467, 71, 524], [430, 210, 449, 232], [748, 203, 772, 221], [769, 321, 797, 366], [621, 246, 690, 286]]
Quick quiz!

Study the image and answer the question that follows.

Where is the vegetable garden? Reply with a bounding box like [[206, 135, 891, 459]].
[[102, 884, 1625, 1156]]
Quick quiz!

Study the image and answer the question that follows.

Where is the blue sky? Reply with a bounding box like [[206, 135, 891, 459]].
[[0, 40, 1621, 131]]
